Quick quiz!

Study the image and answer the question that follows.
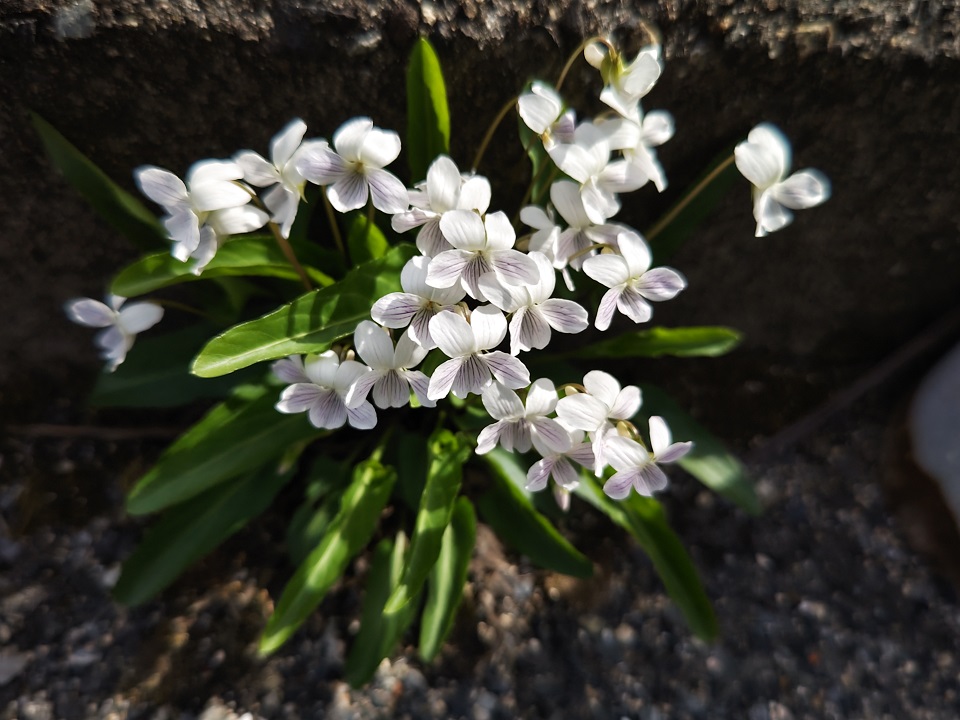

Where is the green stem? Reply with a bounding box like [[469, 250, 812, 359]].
[[472, 95, 519, 172], [268, 221, 314, 291], [151, 298, 213, 320], [645, 153, 736, 242], [556, 35, 614, 91]]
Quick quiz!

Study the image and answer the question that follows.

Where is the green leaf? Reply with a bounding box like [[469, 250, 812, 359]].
[[192, 244, 418, 378], [419, 496, 476, 661], [478, 450, 593, 578], [259, 458, 397, 656], [126, 384, 320, 515], [393, 430, 429, 510], [575, 476, 718, 641], [90, 324, 258, 408], [347, 214, 389, 264], [286, 459, 352, 566], [31, 112, 167, 250], [345, 532, 419, 687], [114, 463, 294, 606], [640, 385, 760, 515], [646, 150, 738, 262], [406, 37, 450, 182], [384, 429, 470, 615], [111, 236, 334, 297], [570, 326, 743, 360]]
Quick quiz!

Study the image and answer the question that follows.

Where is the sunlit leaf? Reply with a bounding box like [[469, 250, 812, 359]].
[[347, 214, 389, 264], [406, 37, 450, 182], [286, 458, 352, 566]]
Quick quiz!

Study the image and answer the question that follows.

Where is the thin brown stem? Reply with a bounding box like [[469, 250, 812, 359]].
[[152, 298, 210, 319], [556, 35, 614, 91], [645, 154, 736, 242], [567, 242, 608, 264], [321, 186, 348, 261], [268, 221, 313, 291], [472, 95, 519, 172]]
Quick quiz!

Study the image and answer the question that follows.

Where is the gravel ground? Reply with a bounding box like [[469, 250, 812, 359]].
[[2, 396, 959, 720]]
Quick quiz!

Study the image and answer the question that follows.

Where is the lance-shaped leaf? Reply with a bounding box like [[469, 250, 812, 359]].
[[286, 458, 352, 566], [569, 326, 742, 360], [640, 385, 760, 515], [126, 384, 320, 515], [91, 324, 258, 408], [575, 475, 718, 641], [31, 112, 167, 249], [406, 37, 450, 181], [646, 148, 738, 262], [259, 458, 397, 656], [419, 496, 476, 661], [384, 429, 470, 615], [347, 214, 389, 264], [192, 244, 418, 378], [111, 236, 334, 297], [114, 463, 294, 606], [478, 450, 593, 578], [345, 532, 419, 687]]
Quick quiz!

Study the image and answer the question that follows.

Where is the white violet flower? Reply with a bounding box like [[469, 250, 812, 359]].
[[734, 123, 831, 237], [296, 117, 409, 214], [589, 43, 664, 123], [600, 111, 674, 193], [65, 295, 164, 372], [475, 379, 568, 455], [602, 416, 692, 499], [581, 230, 686, 331], [526, 428, 596, 511], [345, 322, 434, 409], [517, 82, 576, 150], [273, 351, 376, 430]]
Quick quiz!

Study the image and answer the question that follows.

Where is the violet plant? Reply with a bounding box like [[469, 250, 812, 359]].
[[39, 33, 829, 683]]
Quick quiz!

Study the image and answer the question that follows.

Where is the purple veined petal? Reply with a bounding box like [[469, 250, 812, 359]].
[[372, 370, 410, 409], [483, 351, 530, 390], [425, 155, 461, 212], [189, 179, 251, 213], [481, 382, 525, 421], [458, 175, 491, 213], [346, 400, 378, 430], [525, 457, 553, 492], [531, 426, 572, 457], [371, 292, 423, 328], [344, 369, 380, 408], [582, 252, 629, 289], [594, 287, 620, 331], [272, 355, 310, 384], [556, 229, 593, 270], [490, 249, 540, 287], [539, 299, 588, 335], [353, 320, 395, 370], [271, 118, 308, 168], [580, 180, 620, 225], [296, 142, 348, 185], [358, 127, 402, 168], [327, 172, 369, 213], [551, 456, 581, 491], [609, 385, 642, 421], [207, 204, 270, 235], [414, 219, 452, 257], [430, 308, 475, 358], [617, 286, 653, 324], [402, 369, 435, 407], [476, 421, 505, 455], [634, 463, 669, 496], [165, 211, 201, 259], [483, 211, 517, 251], [452, 353, 492, 398], [393, 328, 428, 369], [772, 169, 831, 210], [117, 302, 163, 335], [511, 306, 551, 355], [583, 370, 621, 408], [427, 356, 463, 401], [550, 180, 592, 230], [392, 207, 432, 234], [753, 190, 793, 237], [636, 267, 686, 301], [187, 159, 243, 187], [460, 253, 493, 300], [334, 359, 372, 395], [366, 167, 409, 214], [603, 435, 648, 472], [656, 441, 693, 464], [439, 209, 486, 251], [603, 470, 638, 500], [276, 383, 326, 414], [332, 117, 373, 161], [306, 389, 347, 429], [530, 417, 570, 454], [471, 305, 508, 351], [502, 419, 532, 453], [616, 230, 653, 277], [234, 150, 281, 187], [567, 441, 596, 469], [735, 125, 789, 190], [135, 166, 189, 210], [408, 307, 437, 349], [525, 378, 558, 416], [65, 298, 115, 328], [479, 272, 524, 314], [426, 249, 472, 289]]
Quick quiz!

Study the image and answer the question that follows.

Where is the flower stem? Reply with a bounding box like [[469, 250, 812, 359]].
[[472, 95, 519, 172], [645, 153, 735, 242], [366, 196, 376, 249], [567, 242, 608, 264], [152, 298, 212, 319], [321, 186, 348, 261], [555, 36, 613, 91], [268, 221, 314, 291]]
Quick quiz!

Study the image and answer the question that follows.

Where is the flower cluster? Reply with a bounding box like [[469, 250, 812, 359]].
[[67, 35, 830, 505]]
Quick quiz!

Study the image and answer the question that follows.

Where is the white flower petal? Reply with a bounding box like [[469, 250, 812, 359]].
[[603, 470, 637, 500], [334, 359, 372, 395], [594, 287, 620, 331], [426, 249, 472, 289], [425, 155, 461, 212], [277, 383, 325, 414], [430, 311, 475, 358], [552, 457, 581, 491], [304, 352, 340, 387], [483, 211, 517, 251], [550, 180, 592, 230], [735, 123, 790, 190], [524, 378, 558, 417], [556, 393, 609, 431], [415, 220, 452, 257], [548, 143, 596, 184], [518, 83, 562, 134], [116, 302, 163, 334], [484, 351, 530, 390], [164, 211, 201, 258], [539, 299, 588, 334], [372, 370, 410, 409], [353, 321, 395, 370], [617, 287, 653, 324], [358, 128, 402, 168], [235, 151, 281, 187], [530, 417, 569, 453], [458, 175, 491, 213], [327, 172, 369, 212], [135, 166, 189, 209], [371, 292, 423, 328], [271, 118, 308, 168], [772, 170, 831, 210], [616, 231, 653, 277], [582, 253, 629, 289], [609, 385, 642, 421], [470, 305, 507, 351], [427, 356, 463, 401], [208, 205, 269, 235], [582, 370, 621, 407], [476, 421, 505, 455], [525, 457, 553, 492], [296, 142, 348, 185], [452, 354, 492, 398], [478, 273, 524, 314], [603, 436, 649, 472], [393, 329, 427, 368], [264, 185, 300, 239], [490, 250, 540, 286], [272, 356, 310, 384], [510, 307, 551, 354], [332, 117, 373, 161], [344, 369, 380, 408], [187, 160, 243, 187], [439, 209, 486, 250], [365, 167, 409, 214], [636, 267, 686, 301], [189, 180, 250, 213], [656, 441, 692, 465], [403, 369, 435, 407], [392, 207, 432, 234], [66, 298, 114, 328], [481, 382, 524, 421], [346, 400, 378, 430], [635, 464, 669, 495], [754, 191, 793, 237]]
